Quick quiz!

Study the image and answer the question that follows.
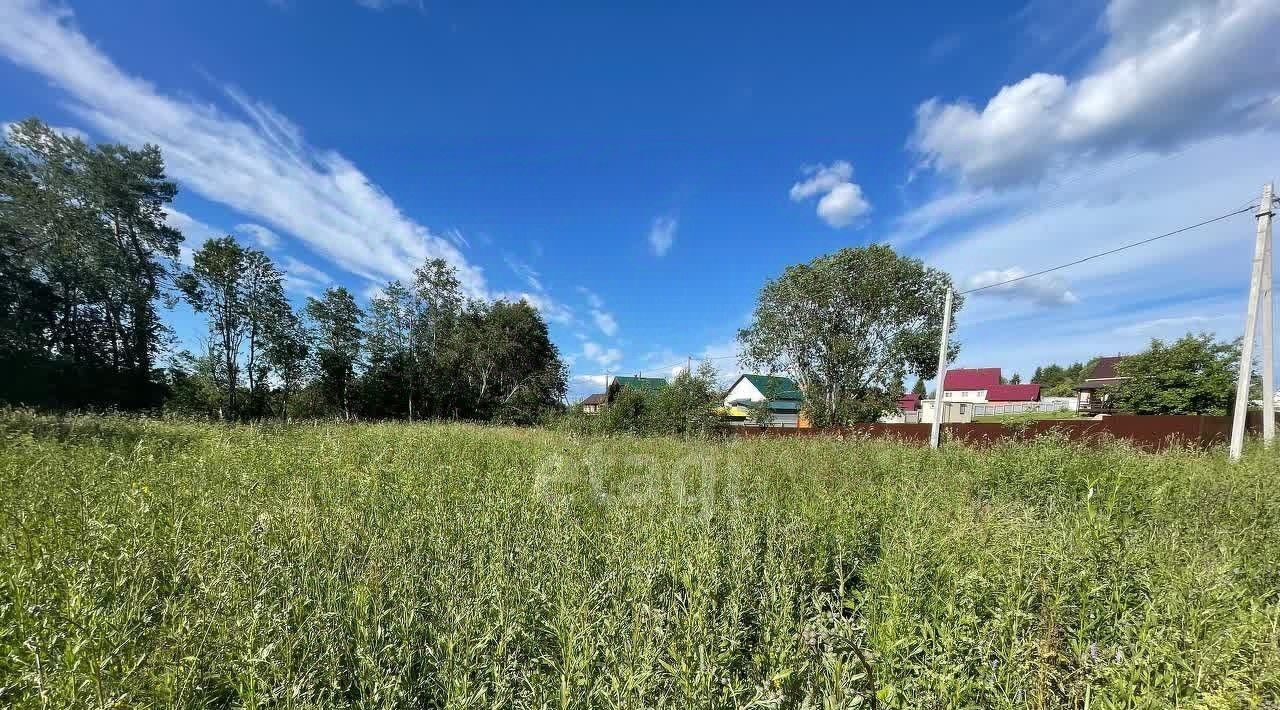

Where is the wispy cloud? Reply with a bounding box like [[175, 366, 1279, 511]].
[[648, 214, 677, 256], [0, 0, 487, 297], [499, 290, 574, 325], [503, 255, 543, 292], [577, 287, 618, 337], [789, 161, 871, 228], [572, 373, 610, 389], [280, 255, 332, 296], [237, 223, 281, 250], [582, 341, 622, 368], [163, 206, 222, 266], [966, 267, 1079, 307], [1111, 314, 1235, 337]]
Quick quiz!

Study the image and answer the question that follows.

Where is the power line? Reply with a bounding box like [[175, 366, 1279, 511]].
[[572, 199, 1262, 382], [958, 204, 1257, 296]]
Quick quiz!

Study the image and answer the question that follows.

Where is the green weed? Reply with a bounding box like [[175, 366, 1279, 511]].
[[1, 414, 1277, 708]]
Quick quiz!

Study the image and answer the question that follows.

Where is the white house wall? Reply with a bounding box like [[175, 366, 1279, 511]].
[[944, 389, 988, 403], [723, 378, 765, 405]]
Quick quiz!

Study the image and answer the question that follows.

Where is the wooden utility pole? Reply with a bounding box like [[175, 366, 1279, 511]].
[[930, 287, 954, 450], [1230, 183, 1274, 461]]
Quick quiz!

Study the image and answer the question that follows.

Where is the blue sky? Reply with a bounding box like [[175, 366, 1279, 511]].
[[2, 0, 1278, 400]]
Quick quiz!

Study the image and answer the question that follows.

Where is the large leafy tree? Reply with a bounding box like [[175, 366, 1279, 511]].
[[413, 258, 465, 415], [738, 245, 960, 424], [1108, 333, 1241, 415], [306, 286, 364, 419], [453, 299, 567, 423], [264, 306, 309, 421], [176, 237, 289, 419], [0, 118, 181, 408], [362, 280, 420, 419]]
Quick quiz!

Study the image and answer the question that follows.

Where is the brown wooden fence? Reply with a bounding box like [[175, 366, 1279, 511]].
[[731, 413, 1278, 452]]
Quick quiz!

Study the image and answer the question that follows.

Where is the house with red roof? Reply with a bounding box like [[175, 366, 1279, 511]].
[[896, 393, 921, 411], [942, 367, 1040, 404]]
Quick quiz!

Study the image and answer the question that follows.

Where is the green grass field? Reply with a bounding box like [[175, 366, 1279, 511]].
[[2, 413, 1278, 708]]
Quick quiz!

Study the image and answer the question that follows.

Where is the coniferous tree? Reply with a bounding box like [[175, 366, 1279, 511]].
[[1, 118, 181, 408]]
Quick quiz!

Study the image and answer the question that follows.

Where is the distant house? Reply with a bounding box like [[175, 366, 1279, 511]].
[[721, 374, 806, 428], [607, 375, 667, 402], [1075, 356, 1128, 410], [942, 368, 1040, 404], [896, 393, 921, 411], [943, 367, 1001, 402], [580, 392, 607, 414]]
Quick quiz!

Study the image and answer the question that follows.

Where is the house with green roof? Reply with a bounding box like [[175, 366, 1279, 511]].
[[721, 374, 807, 427], [607, 375, 668, 402]]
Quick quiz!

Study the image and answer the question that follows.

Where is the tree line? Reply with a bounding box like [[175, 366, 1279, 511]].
[[1028, 360, 1096, 396], [2, 118, 567, 422]]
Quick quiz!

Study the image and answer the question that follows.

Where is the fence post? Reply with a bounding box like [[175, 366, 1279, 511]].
[[930, 287, 953, 450]]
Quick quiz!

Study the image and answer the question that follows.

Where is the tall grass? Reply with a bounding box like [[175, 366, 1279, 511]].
[[1, 413, 1277, 708]]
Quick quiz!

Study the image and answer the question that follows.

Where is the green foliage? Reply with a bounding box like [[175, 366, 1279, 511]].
[[562, 363, 722, 436], [2, 413, 1278, 706], [306, 287, 364, 419], [176, 237, 290, 420], [453, 299, 568, 423], [911, 378, 927, 396], [0, 118, 180, 409], [738, 245, 960, 425], [1109, 333, 1241, 415], [1031, 360, 1096, 397], [651, 362, 724, 436], [357, 260, 567, 423]]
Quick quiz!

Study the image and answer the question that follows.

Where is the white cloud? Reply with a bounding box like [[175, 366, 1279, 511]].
[[578, 287, 604, 310], [582, 341, 622, 368], [911, 0, 1280, 188], [1111, 314, 1234, 337], [903, 131, 1279, 383], [648, 215, 677, 256], [591, 310, 618, 337], [500, 290, 573, 325], [503, 255, 543, 292], [966, 267, 1079, 307], [163, 206, 219, 243], [237, 223, 280, 250], [789, 161, 871, 228], [0, 0, 487, 297], [280, 255, 332, 296], [577, 287, 618, 336], [573, 374, 609, 388]]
